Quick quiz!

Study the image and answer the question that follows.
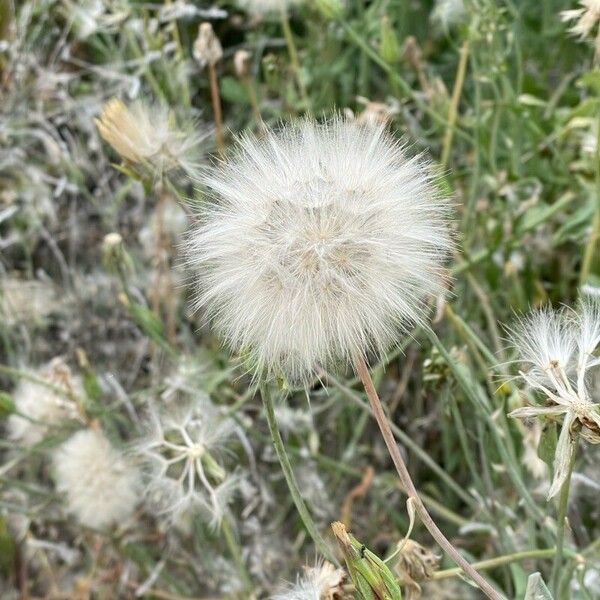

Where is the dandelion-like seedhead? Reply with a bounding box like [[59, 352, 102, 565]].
[[95, 98, 206, 179], [136, 395, 240, 527], [508, 299, 600, 498], [271, 560, 345, 600], [53, 429, 140, 529], [187, 117, 452, 384], [8, 358, 80, 447]]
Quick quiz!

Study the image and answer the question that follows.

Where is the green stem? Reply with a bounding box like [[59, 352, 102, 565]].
[[433, 547, 578, 581], [221, 516, 253, 592], [441, 40, 469, 169], [279, 4, 309, 108], [580, 110, 600, 285], [425, 328, 552, 538], [260, 383, 337, 564], [341, 22, 472, 145], [551, 431, 580, 595]]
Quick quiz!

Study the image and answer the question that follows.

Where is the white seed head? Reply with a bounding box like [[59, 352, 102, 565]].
[[431, 0, 467, 30], [508, 307, 576, 390], [95, 98, 205, 178], [187, 117, 452, 384], [508, 300, 600, 499], [561, 1, 600, 56], [561, 1, 600, 38], [136, 395, 239, 527], [272, 560, 345, 600], [8, 359, 80, 447], [53, 429, 140, 529]]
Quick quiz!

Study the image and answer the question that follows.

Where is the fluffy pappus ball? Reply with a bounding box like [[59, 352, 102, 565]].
[[187, 117, 452, 384], [53, 428, 140, 529]]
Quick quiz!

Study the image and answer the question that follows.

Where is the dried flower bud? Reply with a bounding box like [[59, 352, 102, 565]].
[[193, 22, 223, 69], [234, 49, 252, 79], [393, 539, 440, 599]]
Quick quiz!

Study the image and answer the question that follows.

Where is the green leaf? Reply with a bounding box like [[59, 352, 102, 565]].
[[524, 572, 554, 600], [538, 422, 557, 469], [0, 392, 15, 418], [219, 77, 249, 105], [0, 516, 16, 573]]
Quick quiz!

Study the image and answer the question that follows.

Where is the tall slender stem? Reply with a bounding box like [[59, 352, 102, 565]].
[[260, 383, 337, 564], [279, 3, 309, 107], [441, 40, 469, 169], [354, 355, 504, 600], [551, 431, 580, 595], [208, 63, 224, 153]]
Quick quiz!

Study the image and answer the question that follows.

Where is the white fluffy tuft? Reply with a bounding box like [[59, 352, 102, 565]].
[[8, 359, 80, 447], [187, 116, 452, 384], [53, 429, 140, 529]]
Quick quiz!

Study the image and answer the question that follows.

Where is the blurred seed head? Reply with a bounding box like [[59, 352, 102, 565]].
[[2, 277, 58, 327], [53, 428, 140, 529], [94, 98, 206, 180], [136, 395, 240, 527], [234, 49, 252, 79], [272, 560, 345, 600], [561, 1, 600, 57], [193, 22, 223, 69], [187, 116, 452, 384], [431, 0, 467, 31], [8, 358, 81, 447]]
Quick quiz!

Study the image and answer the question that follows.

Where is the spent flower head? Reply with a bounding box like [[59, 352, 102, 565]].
[[187, 116, 452, 384], [95, 98, 205, 180], [53, 428, 140, 529], [508, 299, 600, 498], [136, 394, 240, 527]]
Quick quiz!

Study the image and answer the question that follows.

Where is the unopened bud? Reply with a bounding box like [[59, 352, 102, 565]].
[[193, 22, 223, 69], [234, 49, 252, 79], [102, 232, 132, 274], [380, 16, 401, 63]]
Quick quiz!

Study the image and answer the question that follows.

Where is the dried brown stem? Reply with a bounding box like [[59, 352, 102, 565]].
[[208, 63, 224, 153], [354, 355, 503, 600]]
